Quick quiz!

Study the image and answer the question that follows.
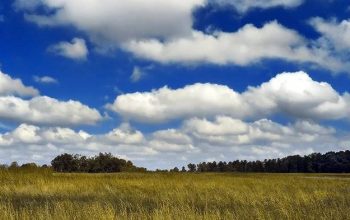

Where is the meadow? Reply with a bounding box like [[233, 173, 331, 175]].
[[0, 170, 349, 220]]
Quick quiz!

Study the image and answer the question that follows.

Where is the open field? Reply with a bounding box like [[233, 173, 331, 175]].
[[0, 170, 349, 220]]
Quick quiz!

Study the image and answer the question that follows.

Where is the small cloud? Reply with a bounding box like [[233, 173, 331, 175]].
[[0, 15, 4, 22], [130, 66, 150, 82], [130, 66, 144, 82], [47, 38, 88, 60], [113, 86, 124, 94], [33, 75, 58, 84]]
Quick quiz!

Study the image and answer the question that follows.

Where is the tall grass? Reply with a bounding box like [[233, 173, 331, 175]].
[[0, 170, 349, 219]]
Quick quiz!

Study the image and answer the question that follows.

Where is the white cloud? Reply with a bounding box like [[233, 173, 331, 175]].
[[212, 0, 303, 13], [181, 116, 336, 146], [310, 17, 350, 52], [0, 70, 103, 127], [108, 71, 350, 123], [106, 82, 247, 123], [0, 96, 103, 126], [130, 66, 145, 82], [48, 38, 88, 60], [0, 124, 88, 147], [152, 129, 192, 145], [183, 116, 249, 136], [104, 123, 145, 144], [33, 75, 58, 84], [0, 70, 39, 97], [125, 21, 345, 72], [16, 1, 349, 72], [0, 117, 345, 169], [0, 123, 154, 165], [19, 0, 205, 45], [243, 71, 349, 120]]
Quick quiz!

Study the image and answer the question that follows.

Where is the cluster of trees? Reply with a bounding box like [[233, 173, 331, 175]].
[[51, 153, 147, 173], [179, 151, 350, 173]]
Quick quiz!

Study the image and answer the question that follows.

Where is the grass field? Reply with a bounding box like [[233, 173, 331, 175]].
[[0, 170, 349, 219]]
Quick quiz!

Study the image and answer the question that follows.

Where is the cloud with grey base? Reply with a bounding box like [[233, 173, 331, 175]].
[[107, 71, 350, 123]]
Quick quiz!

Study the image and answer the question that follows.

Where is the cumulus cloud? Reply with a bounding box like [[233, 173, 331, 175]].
[[182, 116, 335, 146], [19, 0, 204, 45], [310, 17, 350, 52], [15, 0, 349, 72], [0, 70, 102, 126], [0, 70, 39, 97], [211, 0, 303, 13], [104, 123, 145, 145], [106, 82, 247, 123], [125, 21, 345, 72], [107, 71, 350, 123], [33, 75, 58, 84], [0, 117, 345, 169], [0, 96, 102, 126], [48, 38, 88, 60], [243, 71, 350, 120], [0, 123, 154, 165]]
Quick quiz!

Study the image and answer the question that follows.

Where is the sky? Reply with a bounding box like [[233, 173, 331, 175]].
[[0, 0, 350, 169]]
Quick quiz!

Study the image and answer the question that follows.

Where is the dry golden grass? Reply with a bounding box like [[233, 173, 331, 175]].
[[0, 170, 349, 219]]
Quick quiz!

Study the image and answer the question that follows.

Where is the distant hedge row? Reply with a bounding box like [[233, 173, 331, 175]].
[[181, 150, 350, 173]]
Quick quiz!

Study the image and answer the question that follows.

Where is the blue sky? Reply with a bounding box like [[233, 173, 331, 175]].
[[0, 0, 350, 169]]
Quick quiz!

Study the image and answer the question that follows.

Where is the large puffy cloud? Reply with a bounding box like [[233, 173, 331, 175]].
[[16, 0, 205, 45], [20, 0, 300, 44], [108, 71, 350, 123], [106, 82, 248, 123], [125, 21, 344, 71], [0, 70, 39, 97], [0, 96, 102, 126], [243, 71, 349, 120]]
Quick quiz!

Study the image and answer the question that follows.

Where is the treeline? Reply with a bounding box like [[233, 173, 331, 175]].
[[0, 162, 50, 170], [0, 153, 147, 173], [51, 153, 147, 173], [1, 150, 350, 173], [178, 151, 350, 173]]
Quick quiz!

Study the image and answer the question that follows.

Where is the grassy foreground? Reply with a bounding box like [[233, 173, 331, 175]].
[[0, 170, 349, 219]]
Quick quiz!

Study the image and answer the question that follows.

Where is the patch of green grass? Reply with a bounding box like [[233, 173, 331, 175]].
[[0, 170, 349, 219]]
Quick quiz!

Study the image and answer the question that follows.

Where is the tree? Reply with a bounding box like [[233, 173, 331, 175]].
[[21, 163, 38, 169], [9, 161, 19, 169], [51, 153, 79, 172], [171, 167, 179, 172], [187, 163, 196, 172]]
